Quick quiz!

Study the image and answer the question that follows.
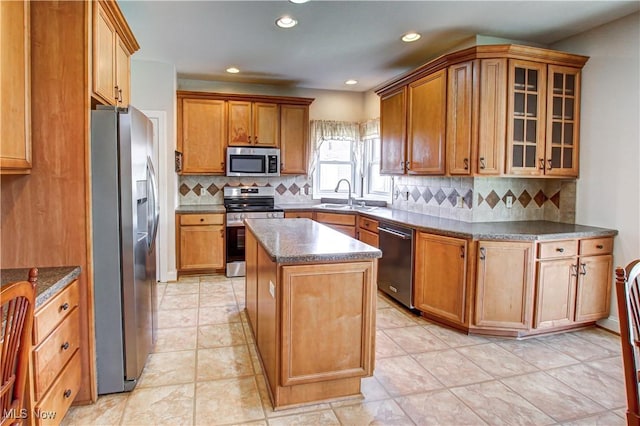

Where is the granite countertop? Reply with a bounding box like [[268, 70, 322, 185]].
[[1, 266, 81, 308], [176, 204, 226, 214], [245, 218, 382, 263], [177, 203, 617, 241]]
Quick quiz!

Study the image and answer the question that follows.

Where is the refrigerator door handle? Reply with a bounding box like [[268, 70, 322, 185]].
[[146, 156, 160, 252]]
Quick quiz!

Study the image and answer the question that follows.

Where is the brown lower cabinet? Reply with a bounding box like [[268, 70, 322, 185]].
[[176, 213, 225, 273], [314, 212, 356, 238], [357, 216, 379, 248]]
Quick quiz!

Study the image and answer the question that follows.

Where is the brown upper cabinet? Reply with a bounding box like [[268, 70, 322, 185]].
[[92, 0, 139, 106], [176, 91, 313, 175], [1, 1, 31, 174], [376, 45, 588, 178], [228, 101, 279, 147]]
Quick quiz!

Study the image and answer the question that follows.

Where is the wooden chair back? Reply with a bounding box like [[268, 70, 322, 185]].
[[617, 259, 640, 426], [1, 268, 37, 426]]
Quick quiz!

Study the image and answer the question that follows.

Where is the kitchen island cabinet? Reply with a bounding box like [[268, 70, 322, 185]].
[[244, 218, 381, 408]]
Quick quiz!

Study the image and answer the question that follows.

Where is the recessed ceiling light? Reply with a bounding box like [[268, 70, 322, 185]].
[[226, 67, 240, 74], [401, 32, 421, 42], [289, 0, 309, 3], [345, 79, 358, 85], [276, 16, 297, 28]]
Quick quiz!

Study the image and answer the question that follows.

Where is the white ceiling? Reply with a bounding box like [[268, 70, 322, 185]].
[[119, 0, 639, 92]]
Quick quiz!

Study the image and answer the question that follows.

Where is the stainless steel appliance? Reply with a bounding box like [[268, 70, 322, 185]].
[[224, 186, 284, 277], [226, 147, 280, 177], [91, 106, 159, 394], [378, 221, 415, 309]]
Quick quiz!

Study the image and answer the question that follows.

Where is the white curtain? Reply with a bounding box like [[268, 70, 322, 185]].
[[358, 118, 380, 178], [308, 120, 360, 176]]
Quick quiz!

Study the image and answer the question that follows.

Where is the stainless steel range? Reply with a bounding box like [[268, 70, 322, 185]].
[[224, 186, 284, 277]]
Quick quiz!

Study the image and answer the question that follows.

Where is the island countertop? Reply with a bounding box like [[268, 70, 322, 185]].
[[245, 218, 382, 263], [1, 266, 81, 308]]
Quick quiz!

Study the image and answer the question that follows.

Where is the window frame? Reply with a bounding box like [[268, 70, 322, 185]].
[[362, 137, 392, 201], [312, 139, 356, 199]]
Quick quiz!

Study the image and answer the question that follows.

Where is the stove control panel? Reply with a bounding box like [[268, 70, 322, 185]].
[[226, 211, 285, 226]]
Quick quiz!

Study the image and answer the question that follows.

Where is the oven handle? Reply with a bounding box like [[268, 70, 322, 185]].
[[378, 226, 413, 240], [226, 222, 245, 228]]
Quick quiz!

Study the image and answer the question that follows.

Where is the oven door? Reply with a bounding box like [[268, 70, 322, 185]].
[[226, 223, 246, 277]]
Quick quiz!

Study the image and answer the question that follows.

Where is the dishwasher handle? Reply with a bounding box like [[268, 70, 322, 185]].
[[379, 226, 412, 240]]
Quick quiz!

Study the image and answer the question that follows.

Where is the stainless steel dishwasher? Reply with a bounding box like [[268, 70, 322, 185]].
[[378, 221, 414, 309]]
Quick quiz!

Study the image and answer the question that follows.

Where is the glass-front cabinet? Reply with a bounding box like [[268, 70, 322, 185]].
[[546, 66, 580, 176]]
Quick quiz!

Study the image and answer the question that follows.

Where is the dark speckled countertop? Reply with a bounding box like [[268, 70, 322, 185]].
[[245, 218, 382, 263], [1, 266, 81, 308], [176, 204, 226, 214]]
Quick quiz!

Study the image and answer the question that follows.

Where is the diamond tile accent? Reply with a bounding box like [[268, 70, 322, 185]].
[[485, 190, 500, 209], [206, 184, 219, 197], [179, 184, 191, 196], [550, 191, 561, 209], [533, 190, 548, 207], [478, 194, 484, 206], [289, 182, 300, 195], [265, 183, 272, 187], [501, 190, 515, 205], [518, 190, 532, 208], [447, 189, 460, 207], [411, 187, 421, 202], [192, 183, 203, 196], [463, 189, 473, 209], [434, 189, 447, 205], [422, 188, 433, 203], [275, 184, 287, 195]]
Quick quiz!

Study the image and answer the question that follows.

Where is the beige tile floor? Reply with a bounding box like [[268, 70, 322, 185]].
[[63, 274, 627, 426]]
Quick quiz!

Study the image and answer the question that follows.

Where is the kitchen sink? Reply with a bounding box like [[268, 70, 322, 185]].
[[316, 203, 378, 212]]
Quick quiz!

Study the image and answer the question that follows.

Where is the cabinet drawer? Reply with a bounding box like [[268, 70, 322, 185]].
[[180, 213, 224, 226], [580, 237, 613, 256], [538, 240, 578, 259], [284, 211, 314, 219], [358, 216, 379, 233], [35, 350, 81, 426], [315, 212, 356, 226], [33, 308, 80, 400], [359, 229, 379, 248], [327, 224, 356, 238], [34, 280, 79, 344]]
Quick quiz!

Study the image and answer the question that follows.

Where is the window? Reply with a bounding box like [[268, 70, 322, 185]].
[[364, 137, 392, 199], [314, 139, 355, 197]]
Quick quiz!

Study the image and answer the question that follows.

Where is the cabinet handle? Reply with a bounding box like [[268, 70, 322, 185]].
[[463, 158, 469, 170], [405, 161, 410, 170], [547, 159, 552, 170], [60, 302, 69, 311], [570, 264, 578, 277], [479, 157, 486, 169], [539, 158, 545, 170], [248, 136, 252, 144], [61, 341, 70, 351], [479, 247, 486, 261], [200, 218, 204, 222], [556, 247, 564, 253], [596, 244, 604, 249], [580, 263, 587, 275], [460, 246, 465, 258], [254, 136, 258, 144], [114, 85, 119, 101], [64, 389, 72, 399]]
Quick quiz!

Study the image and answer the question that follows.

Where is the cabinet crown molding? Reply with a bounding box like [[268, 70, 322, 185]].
[[375, 44, 589, 96], [177, 90, 315, 105], [97, 0, 140, 53]]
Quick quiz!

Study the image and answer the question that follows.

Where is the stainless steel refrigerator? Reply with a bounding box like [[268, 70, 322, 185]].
[[91, 105, 159, 394]]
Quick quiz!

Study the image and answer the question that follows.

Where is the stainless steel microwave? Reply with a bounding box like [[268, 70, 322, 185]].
[[226, 147, 280, 177]]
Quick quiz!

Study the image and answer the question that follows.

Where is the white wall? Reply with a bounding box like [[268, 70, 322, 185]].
[[552, 12, 640, 331], [178, 79, 367, 122], [130, 60, 178, 282]]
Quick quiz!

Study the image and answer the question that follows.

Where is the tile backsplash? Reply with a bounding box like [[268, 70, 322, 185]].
[[179, 175, 576, 224]]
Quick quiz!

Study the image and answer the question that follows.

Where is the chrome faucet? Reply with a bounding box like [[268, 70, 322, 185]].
[[334, 179, 352, 206]]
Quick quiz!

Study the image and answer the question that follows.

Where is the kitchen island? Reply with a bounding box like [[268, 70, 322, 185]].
[[244, 218, 381, 409]]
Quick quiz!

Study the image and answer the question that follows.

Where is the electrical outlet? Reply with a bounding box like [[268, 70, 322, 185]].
[[457, 195, 464, 208], [506, 195, 514, 209]]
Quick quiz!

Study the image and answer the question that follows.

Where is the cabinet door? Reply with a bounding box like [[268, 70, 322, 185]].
[[447, 61, 474, 175], [506, 60, 546, 176], [575, 255, 613, 322], [477, 59, 506, 175], [115, 36, 130, 106], [228, 101, 252, 146], [358, 229, 379, 248], [534, 258, 576, 328], [545, 66, 580, 177], [414, 233, 467, 324], [475, 241, 533, 329], [408, 70, 447, 175], [379, 87, 406, 175], [245, 229, 258, 332], [0, 0, 31, 173], [179, 225, 225, 270], [93, 3, 116, 105], [253, 103, 279, 147], [280, 104, 309, 174], [179, 99, 227, 174]]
